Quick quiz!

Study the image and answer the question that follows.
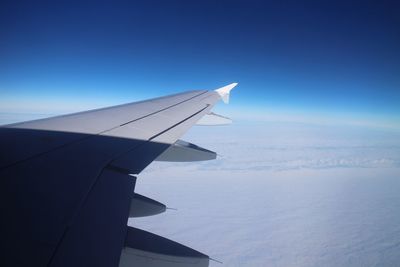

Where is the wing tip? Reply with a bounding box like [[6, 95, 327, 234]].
[[215, 82, 238, 104]]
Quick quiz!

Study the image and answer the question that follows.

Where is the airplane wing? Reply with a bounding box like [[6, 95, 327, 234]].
[[0, 83, 237, 267]]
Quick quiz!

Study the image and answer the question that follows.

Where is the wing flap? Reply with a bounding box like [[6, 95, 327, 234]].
[[119, 227, 209, 267]]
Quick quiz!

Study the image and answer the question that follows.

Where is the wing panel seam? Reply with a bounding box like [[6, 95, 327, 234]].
[[117, 91, 208, 127], [0, 91, 209, 171]]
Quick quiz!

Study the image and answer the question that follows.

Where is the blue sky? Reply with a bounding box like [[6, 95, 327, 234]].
[[1, 2, 400, 265], [1, 0, 399, 127]]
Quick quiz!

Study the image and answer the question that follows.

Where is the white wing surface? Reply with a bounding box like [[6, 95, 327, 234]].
[[0, 83, 237, 267]]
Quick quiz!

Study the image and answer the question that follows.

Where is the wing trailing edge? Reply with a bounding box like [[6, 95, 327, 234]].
[[155, 139, 216, 162], [196, 112, 232, 126]]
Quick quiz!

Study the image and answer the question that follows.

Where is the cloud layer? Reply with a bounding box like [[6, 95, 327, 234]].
[[148, 122, 400, 172], [130, 122, 400, 266]]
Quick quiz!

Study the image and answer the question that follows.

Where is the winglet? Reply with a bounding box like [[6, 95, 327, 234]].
[[215, 82, 238, 104]]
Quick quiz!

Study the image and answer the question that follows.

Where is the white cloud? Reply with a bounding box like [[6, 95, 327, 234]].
[[130, 122, 400, 266], [147, 122, 400, 172]]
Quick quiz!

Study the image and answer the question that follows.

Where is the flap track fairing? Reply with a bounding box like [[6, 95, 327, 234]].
[[129, 193, 166, 218], [119, 227, 209, 267], [155, 140, 216, 162]]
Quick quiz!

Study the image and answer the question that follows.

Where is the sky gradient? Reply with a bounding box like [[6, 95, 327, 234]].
[[1, 0, 399, 127], [1, 2, 400, 266]]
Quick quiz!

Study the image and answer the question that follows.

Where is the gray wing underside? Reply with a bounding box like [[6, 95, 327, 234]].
[[0, 84, 236, 267]]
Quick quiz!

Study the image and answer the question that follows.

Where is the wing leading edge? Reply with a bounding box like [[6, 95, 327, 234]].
[[0, 83, 237, 267]]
